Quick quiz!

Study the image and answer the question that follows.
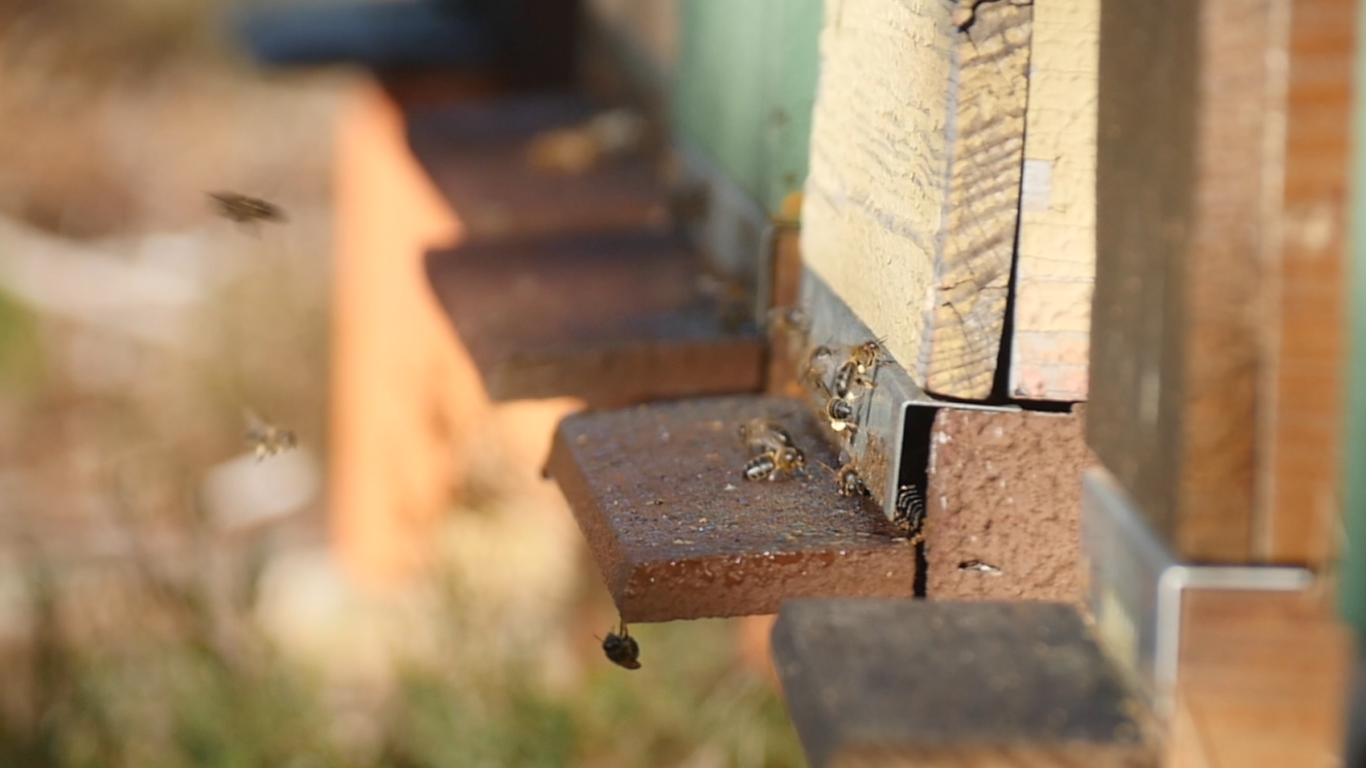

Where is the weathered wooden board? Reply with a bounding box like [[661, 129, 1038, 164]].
[[1255, 0, 1354, 565], [801, 0, 1032, 400], [771, 600, 1158, 768], [1090, 0, 1276, 562], [1010, 0, 1098, 402], [1164, 589, 1353, 767]]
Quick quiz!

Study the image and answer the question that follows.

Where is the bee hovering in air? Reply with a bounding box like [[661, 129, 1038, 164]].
[[243, 408, 297, 462], [743, 445, 806, 482], [737, 418, 794, 455], [600, 621, 641, 670], [894, 484, 927, 544], [208, 192, 287, 225]]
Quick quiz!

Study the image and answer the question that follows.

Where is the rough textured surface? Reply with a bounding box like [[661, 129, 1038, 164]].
[[425, 232, 764, 406], [406, 93, 669, 241], [1010, 0, 1099, 402], [546, 396, 917, 622], [923, 0, 1033, 399], [771, 599, 1158, 768], [801, 0, 1032, 400], [926, 407, 1094, 602]]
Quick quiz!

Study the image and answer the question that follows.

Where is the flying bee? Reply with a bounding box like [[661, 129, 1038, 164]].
[[737, 418, 794, 455], [208, 192, 287, 225], [835, 463, 870, 497], [824, 396, 858, 436], [801, 345, 836, 398], [600, 621, 641, 670], [243, 408, 297, 462], [743, 445, 806, 482], [958, 559, 1002, 574], [894, 484, 927, 544]]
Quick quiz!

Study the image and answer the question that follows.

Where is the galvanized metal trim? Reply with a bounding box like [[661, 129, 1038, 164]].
[[798, 270, 1018, 521], [1082, 467, 1315, 718]]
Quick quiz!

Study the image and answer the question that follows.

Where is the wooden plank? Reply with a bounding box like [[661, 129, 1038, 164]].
[[771, 600, 1159, 768], [1165, 589, 1353, 767], [1090, 0, 1280, 561], [801, 0, 1032, 400], [925, 407, 1095, 602], [1255, 0, 1354, 564], [1009, 0, 1099, 402], [545, 396, 916, 622]]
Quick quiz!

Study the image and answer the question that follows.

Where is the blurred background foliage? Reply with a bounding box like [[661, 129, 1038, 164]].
[[0, 1, 803, 766]]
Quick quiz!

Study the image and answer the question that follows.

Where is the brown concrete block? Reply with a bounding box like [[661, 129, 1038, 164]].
[[771, 599, 1159, 768], [925, 407, 1094, 602], [425, 231, 764, 407], [545, 396, 917, 622]]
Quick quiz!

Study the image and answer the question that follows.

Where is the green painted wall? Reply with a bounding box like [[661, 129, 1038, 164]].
[[1342, 2, 1366, 634], [675, 0, 823, 214]]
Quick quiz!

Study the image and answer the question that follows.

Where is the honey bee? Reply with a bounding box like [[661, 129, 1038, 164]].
[[601, 621, 641, 670], [801, 345, 836, 397], [824, 397, 858, 435], [850, 339, 892, 376], [243, 408, 297, 462], [743, 445, 806, 482], [894, 484, 927, 544], [737, 418, 794, 455], [958, 559, 1002, 574], [209, 192, 286, 225], [835, 463, 870, 497], [831, 340, 891, 400]]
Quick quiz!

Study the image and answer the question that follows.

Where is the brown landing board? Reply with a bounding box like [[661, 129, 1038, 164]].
[[926, 407, 1095, 603], [771, 599, 1158, 768], [425, 232, 764, 406], [545, 396, 916, 622], [405, 92, 669, 241]]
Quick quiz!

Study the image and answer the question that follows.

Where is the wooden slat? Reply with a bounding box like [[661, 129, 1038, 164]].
[[800, 0, 1032, 400], [924, 0, 1033, 398], [771, 600, 1159, 768], [545, 397, 916, 622], [1090, 0, 1279, 561], [1010, 0, 1099, 402], [1165, 589, 1353, 767], [1256, 0, 1354, 564]]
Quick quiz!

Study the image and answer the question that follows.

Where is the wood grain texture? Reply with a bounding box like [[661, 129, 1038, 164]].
[[801, 0, 1032, 401], [1164, 590, 1353, 768], [924, 0, 1033, 398], [1090, 0, 1281, 561], [1010, 0, 1098, 402], [1255, 0, 1354, 565]]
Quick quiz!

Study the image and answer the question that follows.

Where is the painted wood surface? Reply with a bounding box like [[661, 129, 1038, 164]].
[[1010, 0, 1098, 402], [801, 0, 1032, 400]]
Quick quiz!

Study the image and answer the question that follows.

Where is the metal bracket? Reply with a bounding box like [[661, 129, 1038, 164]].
[[1082, 468, 1315, 718], [799, 271, 1018, 522]]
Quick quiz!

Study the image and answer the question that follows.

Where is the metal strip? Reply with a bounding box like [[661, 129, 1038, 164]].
[[1082, 467, 1314, 717], [799, 270, 1017, 521]]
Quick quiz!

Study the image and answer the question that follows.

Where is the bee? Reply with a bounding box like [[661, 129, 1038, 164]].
[[243, 408, 297, 462], [743, 445, 806, 482], [208, 192, 286, 225], [824, 397, 858, 436], [850, 339, 892, 376], [835, 463, 870, 497], [894, 484, 927, 544], [601, 621, 641, 670], [737, 418, 794, 455], [801, 345, 836, 397], [833, 340, 890, 400], [958, 559, 1002, 574]]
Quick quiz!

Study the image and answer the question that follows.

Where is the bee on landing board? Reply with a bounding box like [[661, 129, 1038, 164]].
[[835, 462, 870, 498], [601, 621, 641, 670], [208, 192, 287, 225], [824, 397, 858, 437], [743, 445, 806, 482], [243, 408, 297, 462]]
